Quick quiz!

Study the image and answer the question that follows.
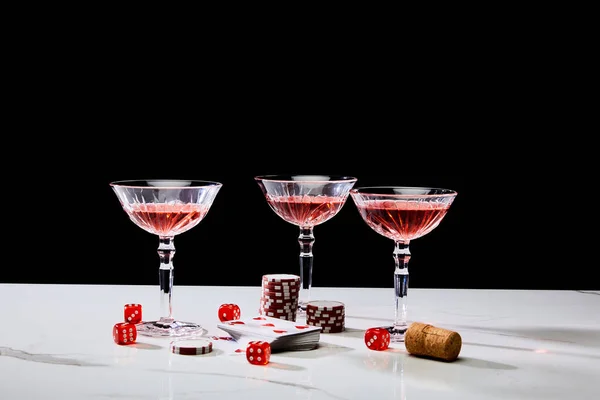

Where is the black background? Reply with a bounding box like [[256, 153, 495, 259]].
[[4, 31, 594, 291], [7, 140, 595, 290]]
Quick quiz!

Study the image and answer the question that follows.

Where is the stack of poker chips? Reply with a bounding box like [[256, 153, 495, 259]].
[[170, 339, 213, 355], [305, 300, 345, 333], [259, 274, 300, 322]]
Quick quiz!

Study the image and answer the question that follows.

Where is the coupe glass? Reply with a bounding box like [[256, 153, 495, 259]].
[[350, 186, 457, 342], [110, 179, 222, 337], [255, 175, 357, 315]]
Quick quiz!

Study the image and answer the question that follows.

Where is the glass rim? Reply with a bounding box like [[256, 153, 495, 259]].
[[109, 179, 223, 189], [254, 174, 358, 183], [350, 186, 457, 197]]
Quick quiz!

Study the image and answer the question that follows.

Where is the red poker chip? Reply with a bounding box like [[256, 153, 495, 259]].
[[260, 307, 297, 315], [259, 308, 295, 315], [307, 321, 345, 331], [262, 281, 299, 287], [307, 310, 345, 316], [260, 301, 297, 309], [260, 290, 297, 297], [260, 307, 296, 315], [320, 322, 345, 327], [307, 310, 344, 318], [260, 294, 296, 301], [307, 320, 341, 325], [307, 317, 345, 325], [307, 315, 343, 321], [259, 303, 296, 310], [259, 297, 296, 305], [260, 294, 297, 302], [261, 310, 296, 320], [261, 284, 298, 291], [260, 300, 296, 308], [307, 306, 344, 313], [306, 300, 345, 311], [262, 277, 299, 284], [307, 320, 345, 326], [262, 288, 298, 294], [321, 327, 345, 333], [260, 292, 298, 300], [262, 274, 301, 283], [261, 302, 294, 308], [260, 301, 295, 308], [307, 307, 344, 314], [261, 282, 299, 290], [320, 324, 345, 329], [170, 339, 213, 355], [261, 307, 293, 315], [260, 310, 295, 318], [307, 312, 344, 318], [307, 317, 345, 324], [259, 303, 296, 311], [261, 292, 297, 300], [261, 281, 299, 289]]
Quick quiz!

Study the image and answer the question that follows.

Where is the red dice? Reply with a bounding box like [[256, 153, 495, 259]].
[[113, 322, 137, 345], [218, 303, 241, 322], [124, 303, 142, 323], [246, 340, 271, 365], [364, 327, 391, 351]]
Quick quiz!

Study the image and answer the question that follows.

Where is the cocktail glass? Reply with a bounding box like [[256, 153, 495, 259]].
[[255, 175, 357, 316], [110, 179, 222, 337], [350, 186, 457, 342]]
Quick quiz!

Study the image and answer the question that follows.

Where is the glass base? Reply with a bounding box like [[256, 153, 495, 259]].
[[136, 317, 207, 338], [297, 301, 307, 317], [381, 325, 408, 343]]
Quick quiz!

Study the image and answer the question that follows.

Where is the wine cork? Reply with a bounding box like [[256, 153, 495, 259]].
[[404, 322, 462, 361]]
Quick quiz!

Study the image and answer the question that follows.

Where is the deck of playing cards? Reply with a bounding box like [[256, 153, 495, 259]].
[[217, 315, 321, 352]]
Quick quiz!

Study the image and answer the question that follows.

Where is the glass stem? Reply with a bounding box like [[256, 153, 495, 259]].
[[298, 226, 315, 309], [157, 236, 175, 321], [393, 240, 410, 332]]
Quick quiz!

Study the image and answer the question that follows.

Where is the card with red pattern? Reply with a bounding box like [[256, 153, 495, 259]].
[[217, 315, 321, 352]]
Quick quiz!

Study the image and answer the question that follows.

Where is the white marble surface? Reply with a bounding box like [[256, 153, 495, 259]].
[[1, 284, 599, 399]]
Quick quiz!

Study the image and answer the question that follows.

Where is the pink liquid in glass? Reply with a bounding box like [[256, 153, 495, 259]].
[[356, 200, 451, 241], [267, 195, 345, 227], [126, 203, 209, 236]]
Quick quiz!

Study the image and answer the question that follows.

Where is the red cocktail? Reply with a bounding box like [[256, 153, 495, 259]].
[[266, 195, 345, 227], [111, 179, 222, 338], [127, 203, 210, 236], [255, 175, 358, 316], [350, 186, 457, 342]]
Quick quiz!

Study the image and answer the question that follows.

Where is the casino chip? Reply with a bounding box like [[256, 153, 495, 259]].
[[170, 339, 213, 355], [259, 274, 300, 321], [262, 274, 300, 284], [306, 300, 345, 333]]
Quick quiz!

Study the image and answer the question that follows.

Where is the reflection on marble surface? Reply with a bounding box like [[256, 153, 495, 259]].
[[0, 347, 107, 367], [1, 284, 599, 399]]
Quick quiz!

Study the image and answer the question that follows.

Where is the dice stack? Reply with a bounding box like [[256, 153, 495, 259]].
[[113, 303, 142, 345], [258, 274, 300, 322]]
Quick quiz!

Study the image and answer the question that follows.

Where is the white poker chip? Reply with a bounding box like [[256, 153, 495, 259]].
[[170, 339, 213, 355]]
